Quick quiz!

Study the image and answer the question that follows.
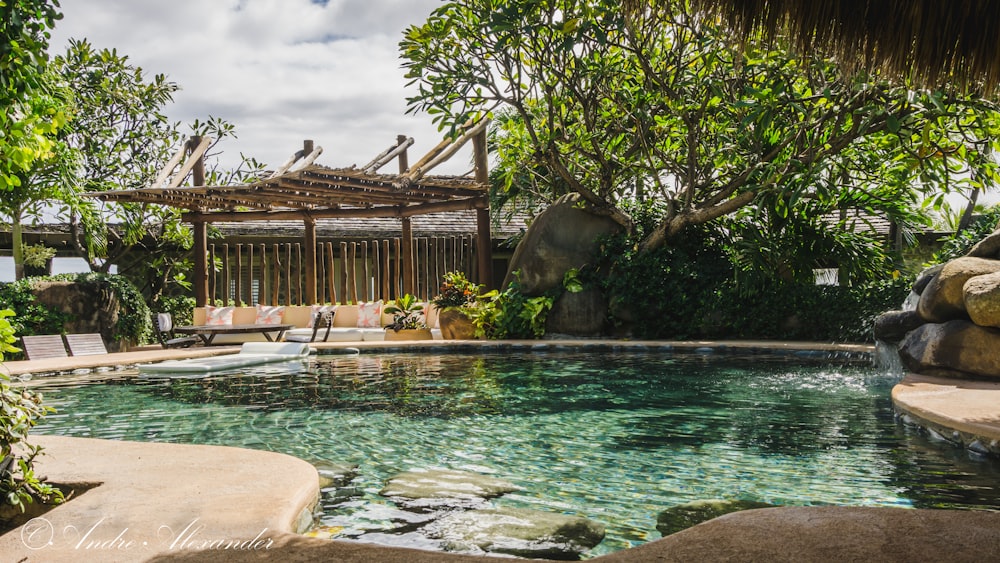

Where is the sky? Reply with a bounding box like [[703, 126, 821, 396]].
[[46, 0, 470, 175]]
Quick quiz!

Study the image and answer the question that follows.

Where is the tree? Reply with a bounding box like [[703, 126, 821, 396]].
[[0, 82, 76, 280], [401, 0, 1000, 277], [51, 40, 267, 305], [0, 2, 78, 279]]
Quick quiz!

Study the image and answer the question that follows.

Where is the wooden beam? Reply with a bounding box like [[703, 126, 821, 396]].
[[167, 136, 212, 189], [182, 196, 488, 223], [191, 136, 209, 306], [194, 222, 208, 306], [304, 216, 317, 305], [401, 217, 414, 296], [361, 136, 414, 174], [473, 128, 494, 289]]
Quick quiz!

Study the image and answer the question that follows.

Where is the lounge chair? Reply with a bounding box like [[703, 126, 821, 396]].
[[64, 333, 109, 356], [153, 313, 200, 349], [284, 309, 334, 343], [20, 334, 69, 360]]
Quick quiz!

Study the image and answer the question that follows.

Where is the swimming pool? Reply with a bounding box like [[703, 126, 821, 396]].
[[28, 350, 1000, 558]]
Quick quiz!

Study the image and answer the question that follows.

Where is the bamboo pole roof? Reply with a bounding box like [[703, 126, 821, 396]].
[[91, 165, 488, 221], [87, 120, 491, 223]]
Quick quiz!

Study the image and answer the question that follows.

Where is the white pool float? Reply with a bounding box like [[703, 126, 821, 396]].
[[138, 342, 312, 375]]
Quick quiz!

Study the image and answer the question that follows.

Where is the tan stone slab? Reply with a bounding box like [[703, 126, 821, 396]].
[[0, 436, 319, 562], [593, 506, 1000, 562], [892, 374, 1000, 441]]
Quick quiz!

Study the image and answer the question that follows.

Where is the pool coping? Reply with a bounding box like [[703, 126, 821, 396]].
[[5, 339, 1000, 561]]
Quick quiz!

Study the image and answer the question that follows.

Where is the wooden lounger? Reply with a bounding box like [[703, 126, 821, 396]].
[[20, 335, 70, 360], [64, 333, 109, 356]]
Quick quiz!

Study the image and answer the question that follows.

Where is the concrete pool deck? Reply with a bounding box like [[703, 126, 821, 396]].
[[3, 339, 1000, 561]]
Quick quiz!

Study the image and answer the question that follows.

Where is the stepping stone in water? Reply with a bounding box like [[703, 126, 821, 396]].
[[379, 468, 520, 511], [422, 506, 606, 559]]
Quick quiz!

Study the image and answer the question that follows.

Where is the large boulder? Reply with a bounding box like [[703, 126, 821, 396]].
[[912, 263, 945, 295], [898, 320, 1000, 380], [422, 506, 605, 558], [504, 193, 622, 294], [546, 287, 608, 336], [966, 230, 1000, 259], [873, 310, 925, 343], [964, 271, 1000, 328], [917, 257, 1000, 323]]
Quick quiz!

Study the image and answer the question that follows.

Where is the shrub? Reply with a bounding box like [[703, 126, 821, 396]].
[[0, 310, 64, 515], [467, 273, 553, 339], [595, 225, 912, 343]]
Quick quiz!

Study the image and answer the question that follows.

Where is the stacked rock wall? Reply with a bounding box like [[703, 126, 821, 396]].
[[875, 232, 1000, 380]]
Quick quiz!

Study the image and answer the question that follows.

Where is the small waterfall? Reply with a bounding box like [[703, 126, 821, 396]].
[[901, 290, 920, 312], [874, 339, 904, 376]]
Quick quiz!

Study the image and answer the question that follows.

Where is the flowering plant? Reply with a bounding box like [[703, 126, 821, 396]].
[[431, 271, 482, 309]]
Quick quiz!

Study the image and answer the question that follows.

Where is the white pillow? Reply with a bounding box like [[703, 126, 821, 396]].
[[205, 305, 234, 325], [308, 305, 336, 328], [357, 301, 383, 328], [255, 304, 285, 325]]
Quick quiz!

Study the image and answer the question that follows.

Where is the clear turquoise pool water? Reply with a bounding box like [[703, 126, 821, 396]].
[[29, 350, 1000, 558]]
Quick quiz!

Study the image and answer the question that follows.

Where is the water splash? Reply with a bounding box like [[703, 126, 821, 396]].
[[874, 340, 904, 377]]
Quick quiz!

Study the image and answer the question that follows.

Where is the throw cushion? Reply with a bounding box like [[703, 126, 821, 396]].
[[308, 304, 336, 328], [357, 301, 383, 328], [157, 313, 174, 332], [205, 305, 234, 325], [255, 304, 285, 325]]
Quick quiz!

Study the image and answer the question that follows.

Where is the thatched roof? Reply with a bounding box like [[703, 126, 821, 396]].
[[682, 0, 1000, 94]]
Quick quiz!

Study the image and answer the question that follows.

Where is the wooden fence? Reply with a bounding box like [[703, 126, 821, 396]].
[[207, 235, 479, 306]]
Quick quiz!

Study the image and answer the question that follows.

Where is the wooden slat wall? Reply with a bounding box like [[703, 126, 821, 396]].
[[206, 235, 478, 306]]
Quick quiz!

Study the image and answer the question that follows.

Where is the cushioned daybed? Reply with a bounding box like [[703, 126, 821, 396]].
[[191, 302, 443, 344], [137, 342, 311, 375]]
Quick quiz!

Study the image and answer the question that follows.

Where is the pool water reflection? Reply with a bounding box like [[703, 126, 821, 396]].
[[31, 351, 1000, 558]]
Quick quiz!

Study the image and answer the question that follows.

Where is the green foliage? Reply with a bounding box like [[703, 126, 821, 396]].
[[0, 273, 151, 348], [0, 309, 63, 514], [385, 294, 428, 331], [402, 0, 999, 256], [708, 277, 913, 343], [431, 271, 483, 309], [932, 205, 1000, 265], [597, 224, 911, 342], [51, 40, 267, 307], [467, 274, 554, 339], [0, 0, 61, 101], [21, 243, 55, 268], [0, 279, 68, 339], [597, 226, 733, 339], [49, 273, 151, 344]]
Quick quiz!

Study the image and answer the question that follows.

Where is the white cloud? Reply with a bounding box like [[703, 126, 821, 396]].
[[47, 0, 470, 175]]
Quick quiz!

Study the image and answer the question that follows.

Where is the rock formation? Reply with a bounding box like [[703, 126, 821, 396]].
[[876, 235, 1000, 380]]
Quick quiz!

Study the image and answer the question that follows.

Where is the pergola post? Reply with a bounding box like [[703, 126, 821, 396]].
[[304, 215, 317, 305], [398, 134, 414, 298], [190, 136, 209, 306], [472, 129, 494, 289], [401, 217, 414, 297]]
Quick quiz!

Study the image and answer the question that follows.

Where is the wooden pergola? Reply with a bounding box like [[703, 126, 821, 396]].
[[89, 120, 494, 307]]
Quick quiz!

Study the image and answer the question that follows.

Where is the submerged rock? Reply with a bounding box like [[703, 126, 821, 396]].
[[313, 461, 359, 488], [379, 469, 519, 511], [422, 506, 605, 559], [656, 499, 775, 536]]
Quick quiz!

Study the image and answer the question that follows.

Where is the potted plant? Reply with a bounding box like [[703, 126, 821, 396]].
[[431, 271, 481, 340], [384, 294, 433, 341], [22, 244, 56, 277]]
